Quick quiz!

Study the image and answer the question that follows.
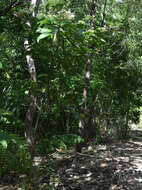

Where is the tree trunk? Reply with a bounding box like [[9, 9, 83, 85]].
[[24, 0, 41, 153], [33, 0, 41, 17], [101, 0, 107, 27], [24, 39, 37, 148], [76, 0, 97, 153]]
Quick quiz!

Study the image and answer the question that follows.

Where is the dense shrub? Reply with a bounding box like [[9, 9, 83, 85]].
[[0, 131, 32, 175]]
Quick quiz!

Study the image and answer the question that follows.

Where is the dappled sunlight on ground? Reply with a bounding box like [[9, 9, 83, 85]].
[[1, 130, 142, 189], [51, 130, 142, 190]]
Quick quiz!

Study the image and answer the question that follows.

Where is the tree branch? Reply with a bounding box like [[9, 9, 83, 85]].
[[0, 0, 21, 17], [101, 0, 107, 27]]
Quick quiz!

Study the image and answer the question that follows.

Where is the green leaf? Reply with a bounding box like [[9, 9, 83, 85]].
[[0, 109, 12, 116], [0, 140, 8, 149], [37, 27, 52, 34], [53, 28, 58, 43], [24, 90, 29, 95], [48, 0, 64, 6], [37, 33, 51, 42], [38, 18, 52, 26], [0, 62, 3, 69], [38, 74, 48, 78]]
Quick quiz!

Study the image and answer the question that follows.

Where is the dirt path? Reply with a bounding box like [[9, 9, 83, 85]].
[[1, 130, 142, 190], [52, 130, 142, 190]]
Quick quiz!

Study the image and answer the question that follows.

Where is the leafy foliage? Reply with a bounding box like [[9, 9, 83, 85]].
[[0, 131, 32, 175], [0, 0, 142, 187]]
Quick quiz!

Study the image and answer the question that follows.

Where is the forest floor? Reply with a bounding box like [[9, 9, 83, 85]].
[[1, 127, 142, 189], [49, 129, 142, 190]]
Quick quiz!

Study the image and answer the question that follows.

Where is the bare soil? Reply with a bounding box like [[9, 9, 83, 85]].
[[50, 130, 142, 190]]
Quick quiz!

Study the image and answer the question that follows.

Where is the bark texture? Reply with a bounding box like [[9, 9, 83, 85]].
[[76, 0, 97, 153], [101, 0, 107, 27], [24, 0, 41, 151]]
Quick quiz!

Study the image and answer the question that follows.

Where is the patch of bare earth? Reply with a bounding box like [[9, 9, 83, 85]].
[[50, 130, 142, 190]]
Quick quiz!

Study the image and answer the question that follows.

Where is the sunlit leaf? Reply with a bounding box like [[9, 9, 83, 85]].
[[0, 62, 3, 69], [0, 140, 8, 149], [24, 90, 29, 95], [37, 33, 51, 42], [48, 0, 64, 6], [37, 27, 52, 34]]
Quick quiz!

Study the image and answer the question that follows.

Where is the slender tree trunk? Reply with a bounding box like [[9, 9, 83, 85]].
[[24, 0, 41, 152], [33, 0, 41, 17], [76, 0, 97, 152], [101, 0, 107, 27], [24, 39, 37, 147]]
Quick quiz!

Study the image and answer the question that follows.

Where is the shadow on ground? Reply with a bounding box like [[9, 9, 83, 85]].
[[1, 130, 142, 189], [51, 130, 142, 190]]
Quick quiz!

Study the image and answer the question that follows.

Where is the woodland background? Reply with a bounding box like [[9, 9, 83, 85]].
[[0, 0, 142, 189]]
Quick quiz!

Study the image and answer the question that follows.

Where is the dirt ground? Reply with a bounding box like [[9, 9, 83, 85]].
[[1, 129, 142, 190], [49, 130, 142, 190]]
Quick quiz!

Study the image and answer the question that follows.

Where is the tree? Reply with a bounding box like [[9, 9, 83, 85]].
[[76, 0, 98, 152], [24, 0, 42, 155], [0, 0, 142, 158]]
